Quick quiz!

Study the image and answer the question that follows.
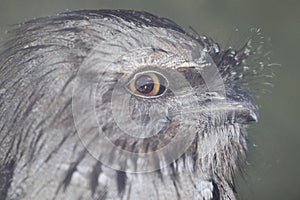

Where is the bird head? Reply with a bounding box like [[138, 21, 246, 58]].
[[70, 10, 259, 174]]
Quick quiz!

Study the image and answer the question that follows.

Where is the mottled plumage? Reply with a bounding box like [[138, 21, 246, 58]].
[[0, 10, 261, 200]]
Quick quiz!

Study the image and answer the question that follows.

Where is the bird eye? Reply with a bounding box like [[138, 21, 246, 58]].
[[128, 71, 168, 97]]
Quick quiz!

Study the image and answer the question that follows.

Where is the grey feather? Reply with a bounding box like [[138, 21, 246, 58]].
[[0, 10, 260, 200]]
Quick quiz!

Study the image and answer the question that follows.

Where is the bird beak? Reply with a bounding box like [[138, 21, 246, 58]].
[[168, 94, 259, 125], [208, 99, 259, 124], [203, 88, 259, 124]]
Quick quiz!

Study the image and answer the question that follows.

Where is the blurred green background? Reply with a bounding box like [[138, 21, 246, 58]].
[[0, 0, 299, 199]]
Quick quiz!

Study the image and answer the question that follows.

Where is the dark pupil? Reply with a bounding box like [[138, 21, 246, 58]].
[[135, 75, 154, 94]]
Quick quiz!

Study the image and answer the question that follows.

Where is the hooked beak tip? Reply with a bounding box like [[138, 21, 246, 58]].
[[248, 109, 259, 123]]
